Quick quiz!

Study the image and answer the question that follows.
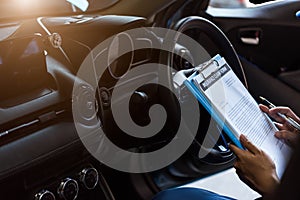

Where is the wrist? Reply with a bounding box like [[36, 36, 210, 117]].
[[262, 173, 280, 196]]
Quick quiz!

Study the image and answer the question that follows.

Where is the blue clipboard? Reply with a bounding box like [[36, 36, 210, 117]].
[[183, 55, 244, 149]]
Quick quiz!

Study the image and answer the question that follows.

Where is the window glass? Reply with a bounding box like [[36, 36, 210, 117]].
[[208, 0, 279, 8], [209, 0, 248, 8]]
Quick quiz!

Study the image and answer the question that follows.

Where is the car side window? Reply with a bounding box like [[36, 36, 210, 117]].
[[208, 0, 279, 8], [209, 0, 248, 8]]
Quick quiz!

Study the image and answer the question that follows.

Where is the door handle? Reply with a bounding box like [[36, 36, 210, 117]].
[[240, 36, 259, 45], [239, 28, 262, 45]]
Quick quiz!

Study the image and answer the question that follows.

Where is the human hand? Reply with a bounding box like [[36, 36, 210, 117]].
[[260, 105, 300, 148], [229, 135, 280, 195]]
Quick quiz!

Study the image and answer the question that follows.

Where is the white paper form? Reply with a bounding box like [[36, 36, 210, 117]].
[[192, 55, 292, 178]]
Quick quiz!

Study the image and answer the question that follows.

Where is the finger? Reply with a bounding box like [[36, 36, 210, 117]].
[[269, 106, 292, 116], [240, 134, 260, 155], [275, 130, 294, 138], [267, 109, 286, 123], [274, 122, 295, 132], [274, 122, 284, 130], [275, 130, 300, 148], [234, 168, 252, 186], [259, 105, 285, 123], [235, 167, 244, 179], [269, 107, 300, 124], [283, 121, 299, 132], [259, 104, 270, 114], [275, 130, 298, 141], [229, 143, 245, 158], [233, 161, 240, 169]]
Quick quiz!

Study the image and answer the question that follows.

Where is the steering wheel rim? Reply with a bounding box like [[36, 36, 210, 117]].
[[172, 16, 248, 87], [168, 16, 247, 166]]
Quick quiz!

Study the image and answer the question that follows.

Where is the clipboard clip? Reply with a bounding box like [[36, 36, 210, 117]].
[[173, 54, 222, 87], [195, 57, 221, 79]]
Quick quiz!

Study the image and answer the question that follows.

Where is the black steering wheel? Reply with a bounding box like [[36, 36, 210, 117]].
[[173, 16, 247, 86], [168, 16, 248, 169]]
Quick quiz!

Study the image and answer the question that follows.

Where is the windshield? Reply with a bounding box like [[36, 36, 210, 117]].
[[0, 0, 118, 19]]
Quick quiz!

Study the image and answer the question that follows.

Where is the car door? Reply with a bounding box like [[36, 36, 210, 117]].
[[206, 0, 300, 115]]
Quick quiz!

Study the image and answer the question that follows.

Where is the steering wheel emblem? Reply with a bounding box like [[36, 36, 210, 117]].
[[48, 32, 62, 48]]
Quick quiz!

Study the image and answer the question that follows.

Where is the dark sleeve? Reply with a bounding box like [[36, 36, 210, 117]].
[[266, 138, 300, 200], [153, 187, 237, 200]]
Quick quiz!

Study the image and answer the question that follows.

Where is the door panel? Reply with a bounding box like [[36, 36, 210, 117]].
[[206, 1, 300, 115]]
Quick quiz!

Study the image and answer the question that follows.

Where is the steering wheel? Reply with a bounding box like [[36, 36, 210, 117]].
[[168, 16, 248, 168], [173, 16, 247, 86]]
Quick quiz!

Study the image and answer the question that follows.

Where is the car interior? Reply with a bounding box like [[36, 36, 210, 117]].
[[1, 0, 300, 199]]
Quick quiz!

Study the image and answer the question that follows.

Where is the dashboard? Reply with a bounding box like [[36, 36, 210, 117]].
[[0, 15, 150, 200], [0, 0, 238, 199]]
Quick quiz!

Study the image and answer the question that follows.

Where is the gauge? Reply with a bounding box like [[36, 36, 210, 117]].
[[107, 32, 134, 79]]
